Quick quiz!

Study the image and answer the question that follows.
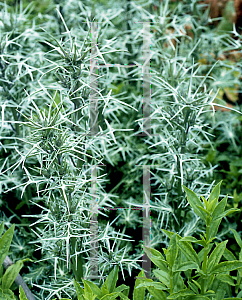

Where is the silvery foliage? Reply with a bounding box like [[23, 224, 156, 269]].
[[0, 1, 144, 299], [95, 0, 242, 265]]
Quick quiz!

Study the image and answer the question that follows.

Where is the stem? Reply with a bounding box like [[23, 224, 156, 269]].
[[201, 219, 210, 294]]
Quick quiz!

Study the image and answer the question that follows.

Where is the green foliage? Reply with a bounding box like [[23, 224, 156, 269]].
[[136, 182, 242, 298], [1, 0, 242, 298], [0, 221, 33, 300]]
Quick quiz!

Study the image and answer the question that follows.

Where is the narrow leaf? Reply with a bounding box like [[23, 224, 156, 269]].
[[207, 241, 227, 273], [231, 229, 242, 248], [2, 258, 31, 289], [207, 181, 223, 213], [167, 288, 196, 299], [153, 269, 170, 287], [213, 208, 240, 221], [216, 274, 235, 286], [0, 224, 15, 267], [19, 286, 28, 300], [211, 261, 242, 274], [133, 270, 146, 300], [182, 185, 207, 221], [210, 195, 227, 222], [0, 222, 4, 237], [178, 240, 200, 266], [174, 261, 199, 272], [73, 279, 84, 300]]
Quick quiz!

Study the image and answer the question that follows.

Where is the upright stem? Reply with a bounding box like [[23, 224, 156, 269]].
[[201, 219, 210, 294]]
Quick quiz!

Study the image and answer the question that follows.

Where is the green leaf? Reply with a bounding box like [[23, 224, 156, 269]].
[[133, 270, 146, 300], [213, 208, 240, 221], [2, 258, 32, 290], [114, 284, 129, 296], [211, 261, 242, 274], [0, 288, 16, 300], [142, 283, 167, 300], [207, 241, 228, 273], [182, 185, 206, 221], [0, 224, 15, 267], [136, 281, 167, 290], [143, 246, 168, 271], [231, 229, 242, 248], [83, 279, 96, 300], [187, 281, 199, 294], [197, 205, 210, 216], [174, 261, 199, 272], [100, 292, 124, 300], [178, 240, 200, 266], [216, 274, 236, 286], [223, 248, 236, 261], [209, 218, 222, 240], [166, 234, 178, 267], [167, 288, 196, 299], [161, 229, 176, 240], [0, 222, 4, 237], [153, 269, 170, 287], [81, 280, 102, 299], [207, 181, 222, 213], [105, 265, 119, 293], [73, 279, 84, 300], [19, 286, 28, 300], [210, 195, 227, 222], [179, 236, 199, 243], [101, 281, 110, 295]]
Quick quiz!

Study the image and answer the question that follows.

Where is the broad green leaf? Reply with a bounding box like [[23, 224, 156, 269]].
[[198, 244, 213, 264], [209, 218, 222, 240], [143, 246, 168, 271], [211, 261, 242, 274], [153, 269, 170, 287], [73, 279, 84, 300], [115, 291, 130, 300], [105, 265, 119, 293], [144, 284, 167, 300], [197, 205, 210, 216], [161, 229, 177, 240], [83, 280, 96, 300], [207, 181, 222, 213], [2, 258, 32, 290], [82, 280, 102, 299], [0, 224, 15, 267], [114, 284, 129, 297], [0, 288, 16, 300], [180, 236, 200, 243], [213, 208, 240, 221], [192, 296, 211, 299], [210, 195, 227, 222], [207, 241, 227, 273], [178, 240, 200, 266], [174, 261, 199, 272], [100, 292, 125, 300], [216, 274, 235, 286], [135, 281, 167, 290], [167, 288, 196, 299], [166, 234, 178, 267], [187, 281, 199, 294], [0, 222, 4, 237], [101, 280, 110, 295], [231, 229, 242, 248], [19, 286, 28, 300], [133, 270, 146, 300], [223, 248, 236, 261], [182, 185, 207, 221]]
